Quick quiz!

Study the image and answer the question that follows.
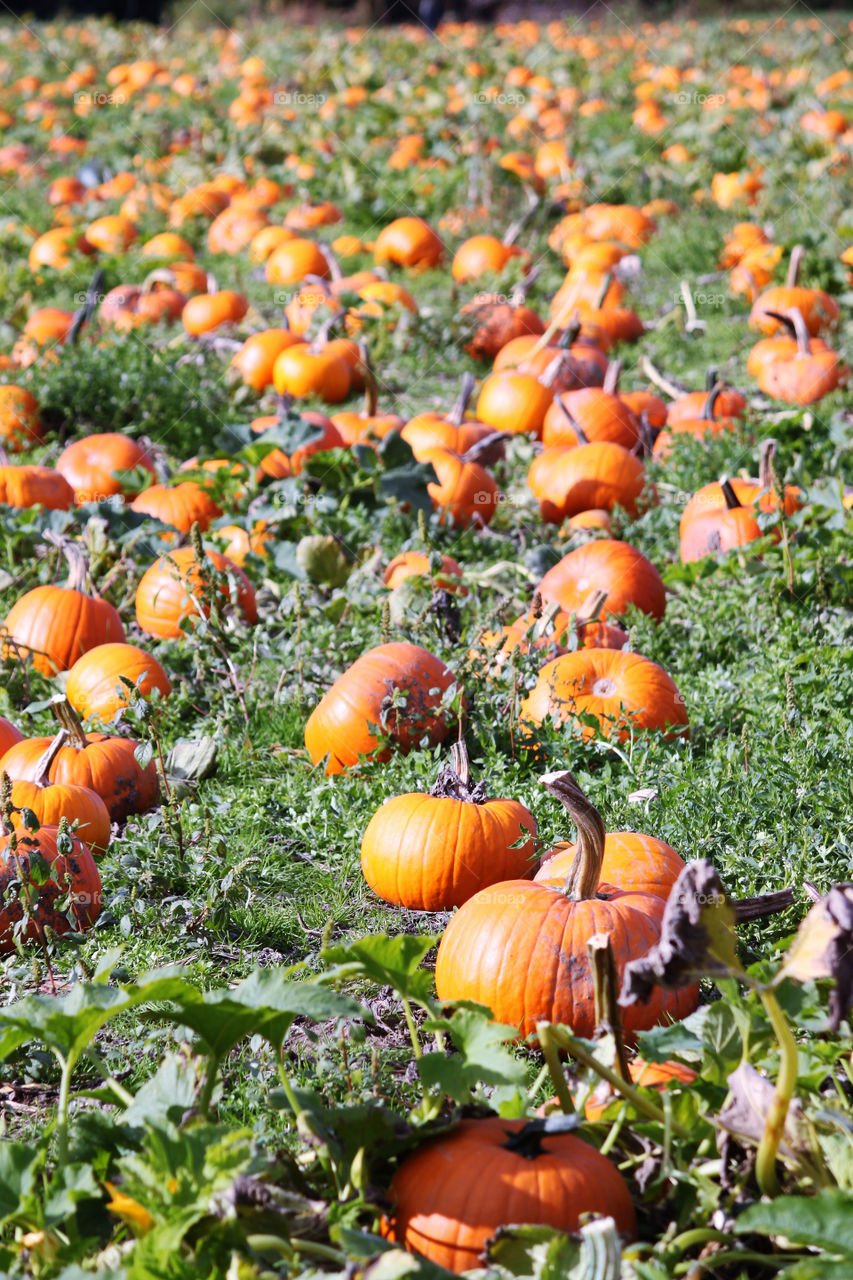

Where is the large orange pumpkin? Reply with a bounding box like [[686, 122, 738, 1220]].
[[0, 702, 158, 823], [8, 731, 112, 854], [135, 545, 257, 640], [0, 465, 74, 511], [519, 648, 688, 742], [130, 481, 222, 534], [361, 743, 536, 910], [0, 823, 101, 953], [528, 440, 647, 521], [374, 216, 443, 269], [65, 642, 172, 723], [537, 538, 666, 621], [4, 539, 125, 676], [434, 772, 699, 1038], [383, 1116, 636, 1273], [55, 433, 157, 504], [305, 641, 459, 775]]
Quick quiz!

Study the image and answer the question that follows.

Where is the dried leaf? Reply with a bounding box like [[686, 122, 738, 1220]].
[[717, 1062, 808, 1164], [620, 860, 742, 1008], [778, 884, 853, 1031]]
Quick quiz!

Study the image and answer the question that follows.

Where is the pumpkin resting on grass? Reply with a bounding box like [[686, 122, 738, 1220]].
[[361, 742, 536, 910], [0, 823, 101, 953], [434, 771, 699, 1038]]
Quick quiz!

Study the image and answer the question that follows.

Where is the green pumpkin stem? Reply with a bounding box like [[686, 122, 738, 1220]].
[[539, 770, 605, 900]]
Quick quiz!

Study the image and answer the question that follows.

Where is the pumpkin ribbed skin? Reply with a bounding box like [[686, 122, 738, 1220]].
[[434, 879, 698, 1039], [130, 482, 222, 534], [361, 793, 536, 910], [384, 1116, 636, 1272], [135, 547, 257, 640], [519, 648, 688, 741], [0, 466, 73, 511], [0, 825, 101, 952], [528, 442, 647, 520], [537, 539, 666, 622], [4, 586, 125, 676], [10, 778, 111, 854], [55, 433, 156, 503], [535, 831, 685, 898], [65, 643, 172, 722], [422, 447, 498, 528], [0, 734, 158, 822], [679, 506, 764, 562], [304, 642, 458, 775], [542, 389, 640, 450]]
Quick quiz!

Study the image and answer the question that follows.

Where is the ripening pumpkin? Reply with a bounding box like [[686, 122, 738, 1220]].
[[753, 308, 846, 404], [135, 545, 257, 640], [181, 290, 248, 336], [534, 778, 685, 900], [65, 643, 172, 723], [461, 286, 544, 361], [0, 718, 23, 759], [4, 539, 125, 676], [84, 214, 138, 253], [252, 411, 344, 478], [264, 237, 331, 286], [434, 771, 698, 1039], [55, 433, 157, 504], [0, 705, 157, 822], [383, 1115, 636, 1273], [542, 387, 640, 450], [749, 245, 839, 336], [476, 368, 554, 437], [450, 234, 526, 283], [272, 343, 351, 404], [361, 743, 536, 910], [130, 481, 222, 534], [678, 478, 765, 563], [230, 328, 301, 390], [209, 522, 272, 565], [304, 641, 459, 775], [581, 1058, 698, 1121], [0, 465, 73, 511], [384, 551, 467, 594], [528, 441, 647, 521], [0, 385, 43, 451], [679, 440, 803, 542], [422, 445, 499, 527], [0, 824, 101, 953], [537, 538, 666, 621], [8, 731, 112, 854], [374, 216, 444, 269], [653, 384, 738, 458], [479, 591, 626, 672], [519, 648, 688, 742]]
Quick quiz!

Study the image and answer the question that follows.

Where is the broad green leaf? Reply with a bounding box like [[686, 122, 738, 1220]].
[[419, 1007, 526, 1103], [734, 1189, 853, 1254], [322, 934, 438, 1007], [485, 1223, 583, 1278], [0, 1142, 41, 1224], [43, 1162, 101, 1227]]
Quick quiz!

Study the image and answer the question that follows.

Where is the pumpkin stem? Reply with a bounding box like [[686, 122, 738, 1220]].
[[429, 740, 487, 804], [786, 244, 804, 289], [539, 770, 605, 900], [51, 697, 88, 750], [319, 244, 342, 282], [43, 531, 91, 595], [577, 587, 608, 624], [462, 430, 512, 464], [593, 272, 613, 312], [447, 372, 476, 427], [556, 317, 581, 350], [702, 382, 724, 421], [602, 358, 621, 396], [758, 438, 778, 491], [541, 352, 568, 389], [312, 310, 345, 353], [720, 477, 742, 510], [33, 729, 69, 788], [206, 272, 219, 295], [586, 932, 632, 1083], [66, 266, 104, 346], [764, 307, 810, 355], [358, 340, 378, 418], [638, 354, 687, 399], [501, 1114, 580, 1160], [553, 394, 588, 444]]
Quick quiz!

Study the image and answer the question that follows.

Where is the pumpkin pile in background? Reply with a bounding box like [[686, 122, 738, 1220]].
[[0, 11, 851, 1278]]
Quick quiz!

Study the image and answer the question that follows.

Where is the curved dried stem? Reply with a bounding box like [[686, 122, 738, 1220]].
[[43, 532, 90, 594], [51, 698, 88, 750], [786, 244, 804, 289], [758, 438, 778, 491], [602, 358, 621, 396], [33, 729, 69, 788], [552, 394, 588, 444], [447, 372, 477, 427], [539, 770, 605, 900], [702, 381, 724, 421]]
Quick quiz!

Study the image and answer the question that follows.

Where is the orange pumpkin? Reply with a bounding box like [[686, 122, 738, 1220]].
[[135, 546, 257, 640], [435, 772, 698, 1038], [304, 641, 459, 775], [0, 465, 74, 511], [65, 642, 172, 723], [0, 385, 43, 452], [230, 328, 301, 390], [0, 824, 101, 953], [519, 649, 688, 742], [384, 551, 467, 594], [361, 743, 536, 910], [55, 433, 156, 504], [181, 290, 248, 336], [374, 216, 444, 269], [528, 441, 647, 521], [130, 482, 222, 534], [8, 731, 112, 854], [4, 539, 125, 676], [537, 538, 666, 621]]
